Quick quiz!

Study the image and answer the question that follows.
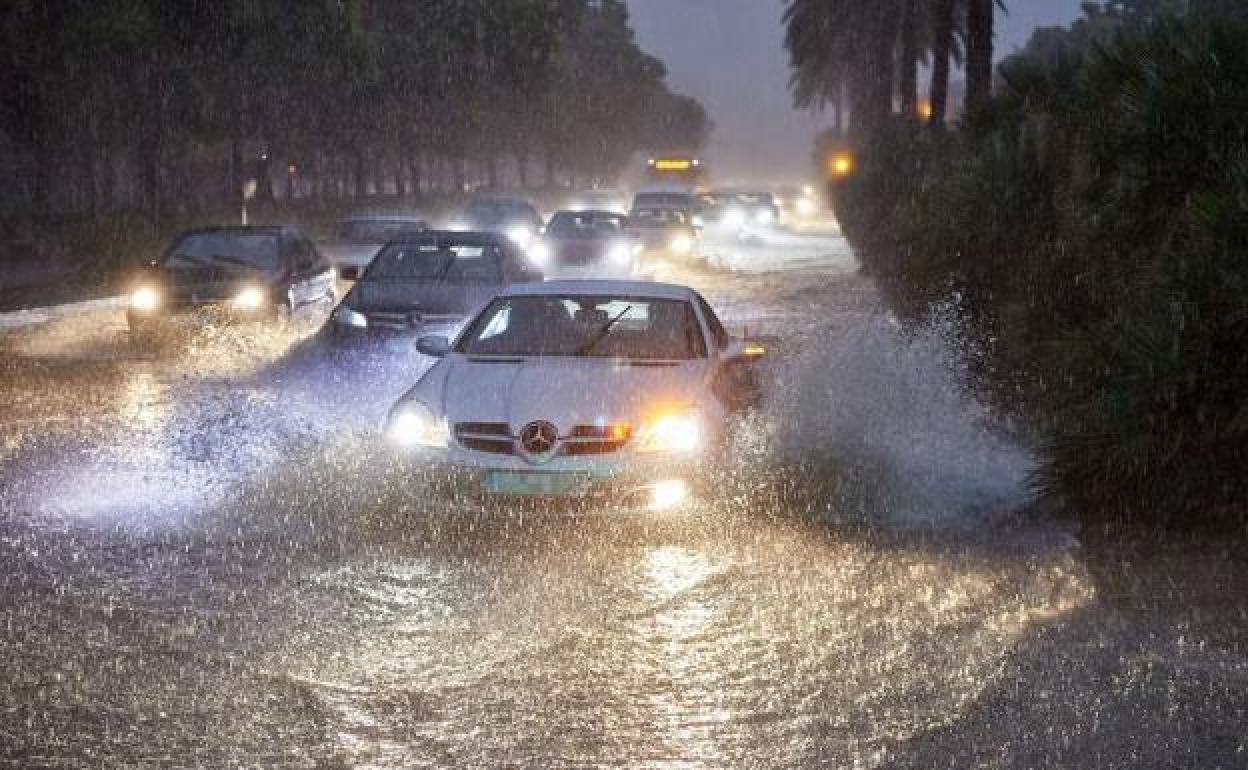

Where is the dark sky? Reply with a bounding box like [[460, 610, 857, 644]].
[[625, 0, 1087, 182]]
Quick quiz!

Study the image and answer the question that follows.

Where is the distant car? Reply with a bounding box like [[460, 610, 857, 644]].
[[699, 191, 780, 229], [631, 190, 698, 213], [330, 231, 542, 340], [774, 185, 820, 220], [564, 189, 629, 214], [528, 210, 641, 279], [383, 280, 766, 508], [320, 216, 428, 272], [626, 206, 702, 259], [449, 198, 544, 250], [126, 226, 336, 337]]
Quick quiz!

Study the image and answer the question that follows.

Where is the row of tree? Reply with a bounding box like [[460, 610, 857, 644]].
[[0, 0, 710, 226], [782, 0, 999, 133], [830, 1, 1248, 527]]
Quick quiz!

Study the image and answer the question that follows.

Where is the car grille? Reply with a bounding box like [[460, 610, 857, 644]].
[[454, 422, 514, 455], [451, 423, 631, 457]]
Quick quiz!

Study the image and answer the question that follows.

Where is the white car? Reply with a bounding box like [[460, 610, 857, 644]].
[[383, 280, 766, 508]]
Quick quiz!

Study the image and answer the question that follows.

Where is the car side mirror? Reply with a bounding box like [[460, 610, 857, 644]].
[[723, 338, 767, 361], [339, 265, 361, 281], [416, 335, 450, 358]]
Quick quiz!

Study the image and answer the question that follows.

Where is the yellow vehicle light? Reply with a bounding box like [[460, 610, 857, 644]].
[[654, 159, 693, 171]]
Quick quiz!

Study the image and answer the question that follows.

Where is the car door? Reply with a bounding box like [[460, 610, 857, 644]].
[[287, 234, 327, 306], [697, 293, 761, 412]]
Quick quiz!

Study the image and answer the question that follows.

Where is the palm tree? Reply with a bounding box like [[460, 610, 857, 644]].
[[965, 0, 997, 113]]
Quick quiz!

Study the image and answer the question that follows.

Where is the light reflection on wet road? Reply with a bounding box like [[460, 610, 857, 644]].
[[1, 226, 1243, 768]]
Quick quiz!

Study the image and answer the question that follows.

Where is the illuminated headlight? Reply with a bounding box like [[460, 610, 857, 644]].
[[447, 220, 471, 232], [231, 286, 267, 311], [796, 198, 817, 216], [669, 235, 694, 255], [385, 402, 449, 449], [568, 200, 586, 212], [608, 242, 633, 264], [723, 207, 746, 228], [333, 306, 368, 328], [130, 286, 161, 311], [527, 241, 551, 266], [755, 209, 775, 225], [637, 410, 702, 453], [691, 215, 705, 228], [506, 225, 533, 248]]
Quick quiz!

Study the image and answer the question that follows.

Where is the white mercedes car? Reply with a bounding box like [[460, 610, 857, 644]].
[[383, 280, 766, 508]]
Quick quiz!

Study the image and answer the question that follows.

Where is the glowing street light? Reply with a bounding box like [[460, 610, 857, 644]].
[[829, 150, 856, 180]]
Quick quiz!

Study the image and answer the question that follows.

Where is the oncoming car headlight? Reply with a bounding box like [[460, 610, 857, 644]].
[[723, 207, 746, 228], [130, 286, 161, 312], [231, 286, 267, 311], [637, 410, 702, 453], [755, 209, 775, 225], [608, 242, 634, 264], [796, 197, 817, 216], [507, 225, 534, 248], [669, 235, 694, 255], [334, 306, 368, 328], [386, 402, 449, 449], [527, 241, 552, 266]]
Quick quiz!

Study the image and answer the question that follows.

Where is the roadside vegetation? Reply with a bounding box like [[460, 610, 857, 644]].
[[787, 0, 1248, 530], [0, 0, 707, 289]]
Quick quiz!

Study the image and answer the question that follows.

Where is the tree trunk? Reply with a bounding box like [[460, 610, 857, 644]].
[[899, 0, 919, 119], [966, 0, 995, 114], [930, 0, 954, 127]]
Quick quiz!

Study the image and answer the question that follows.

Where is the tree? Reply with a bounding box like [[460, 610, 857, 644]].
[[964, 0, 995, 113]]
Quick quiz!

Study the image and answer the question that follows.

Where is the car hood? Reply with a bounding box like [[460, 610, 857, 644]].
[[405, 355, 709, 433]]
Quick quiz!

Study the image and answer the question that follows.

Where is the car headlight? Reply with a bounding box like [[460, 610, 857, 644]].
[[669, 235, 694, 255], [637, 409, 702, 453], [796, 198, 817, 216], [527, 241, 551, 266], [691, 215, 705, 228], [723, 208, 746, 228], [506, 225, 533, 248], [231, 286, 267, 310], [130, 286, 161, 311], [386, 402, 449, 449], [755, 209, 775, 225], [334, 306, 368, 328], [608, 242, 633, 264]]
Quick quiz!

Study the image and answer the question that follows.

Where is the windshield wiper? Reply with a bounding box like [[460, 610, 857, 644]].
[[575, 304, 633, 356]]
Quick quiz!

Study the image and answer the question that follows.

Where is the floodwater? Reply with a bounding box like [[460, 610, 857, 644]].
[[1, 224, 1243, 768]]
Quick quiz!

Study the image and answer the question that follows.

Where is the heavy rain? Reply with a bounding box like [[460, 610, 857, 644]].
[[2, 1, 1247, 768]]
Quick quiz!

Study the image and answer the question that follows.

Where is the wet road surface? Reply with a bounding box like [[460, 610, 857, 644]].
[[2, 226, 1245, 768]]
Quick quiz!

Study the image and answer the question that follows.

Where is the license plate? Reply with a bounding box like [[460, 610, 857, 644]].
[[484, 472, 588, 497]]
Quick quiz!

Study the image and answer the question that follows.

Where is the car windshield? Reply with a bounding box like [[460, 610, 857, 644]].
[[546, 211, 626, 238], [164, 232, 281, 272], [465, 201, 530, 225], [630, 208, 689, 226], [366, 239, 500, 282], [336, 219, 425, 241], [457, 295, 706, 360]]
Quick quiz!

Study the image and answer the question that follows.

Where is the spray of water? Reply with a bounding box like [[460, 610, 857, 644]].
[[757, 301, 1034, 526]]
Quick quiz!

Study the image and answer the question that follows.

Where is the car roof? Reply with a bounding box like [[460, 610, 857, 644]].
[[339, 215, 426, 223], [384, 229, 509, 245], [181, 225, 293, 236], [502, 280, 695, 301], [551, 209, 625, 217]]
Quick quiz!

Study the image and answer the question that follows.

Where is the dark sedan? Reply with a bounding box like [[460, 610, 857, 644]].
[[126, 226, 337, 338], [330, 231, 542, 341], [528, 210, 641, 279]]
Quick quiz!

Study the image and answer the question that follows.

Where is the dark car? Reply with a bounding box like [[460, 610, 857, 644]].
[[530, 210, 641, 278], [330, 231, 543, 339], [126, 226, 337, 337], [626, 206, 702, 259], [320, 215, 429, 272], [450, 197, 544, 250]]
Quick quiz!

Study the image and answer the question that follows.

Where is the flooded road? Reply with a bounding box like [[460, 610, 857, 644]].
[[1, 226, 1244, 768]]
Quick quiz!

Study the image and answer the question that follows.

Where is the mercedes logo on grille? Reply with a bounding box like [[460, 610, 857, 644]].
[[520, 421, 558, 455]]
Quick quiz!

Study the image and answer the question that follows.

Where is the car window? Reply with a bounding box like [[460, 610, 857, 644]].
[[457, 295, 707, 360], [695, 293, 729, 349], [367, 242, 501, 282], [336, 220, 425, 241], [164, 232, 282, 272]]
